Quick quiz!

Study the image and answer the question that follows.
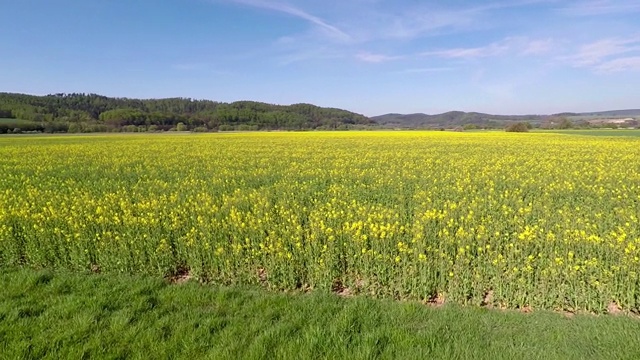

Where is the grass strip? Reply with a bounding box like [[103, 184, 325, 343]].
[[1, 267, 640, 359]]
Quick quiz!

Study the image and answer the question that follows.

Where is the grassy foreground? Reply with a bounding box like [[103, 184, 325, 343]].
[[1, 268, 639, 359]]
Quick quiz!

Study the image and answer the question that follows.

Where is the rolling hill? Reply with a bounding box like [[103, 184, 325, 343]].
[[372, 109, 640, 129]]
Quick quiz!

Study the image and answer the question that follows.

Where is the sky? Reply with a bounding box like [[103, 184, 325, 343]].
[[1, 0, 639, 116]]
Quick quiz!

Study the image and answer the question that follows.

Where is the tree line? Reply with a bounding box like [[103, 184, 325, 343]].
[[0, 93, 375, 133]]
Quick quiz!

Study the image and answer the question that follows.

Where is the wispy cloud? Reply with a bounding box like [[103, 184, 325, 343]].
[[521, 39, 555, 55], [356, 52, 403, 63], [595, 56, 640, 72], [370, 9, 476, 41], [395, 67, 454, 74], [559, 0, 640, 16], [421, 37, 555, 59], [565, 37, 640, 67], [216, 0, 638, 76], [226, 0, 351, 41], [422, 43, 509, 59], [475, 0, 559, 11], [369, 0, 558, 41]]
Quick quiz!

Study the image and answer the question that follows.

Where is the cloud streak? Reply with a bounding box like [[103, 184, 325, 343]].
[[226, 0, 351, 41]]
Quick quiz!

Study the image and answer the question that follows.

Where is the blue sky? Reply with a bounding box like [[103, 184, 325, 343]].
[[1, 0, 639, 116]]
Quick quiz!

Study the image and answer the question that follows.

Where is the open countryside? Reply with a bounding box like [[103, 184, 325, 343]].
[[4, 0, 640, 357]]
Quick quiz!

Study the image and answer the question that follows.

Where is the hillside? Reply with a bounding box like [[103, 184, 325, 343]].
[[0, 93, 373, 133], [371, 111, 543, 129], [373, 109, 640, 129], [577, 109, 640, 117], [3, 92, 638, 133]]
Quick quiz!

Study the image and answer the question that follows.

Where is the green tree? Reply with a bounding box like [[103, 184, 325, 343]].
[[558, 118, 573, 129], [505, 122, 529, 132]]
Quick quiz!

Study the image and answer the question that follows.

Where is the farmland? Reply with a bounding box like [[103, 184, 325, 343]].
[[1, 132, 640, 313], [545, 129, 640, 137]]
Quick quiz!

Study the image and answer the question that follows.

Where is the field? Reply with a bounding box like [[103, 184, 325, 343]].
[[1, 132, 640, 313], [0, 118, 41, 133], [0, 118, 35, 125], [544, 129, 640, 137]]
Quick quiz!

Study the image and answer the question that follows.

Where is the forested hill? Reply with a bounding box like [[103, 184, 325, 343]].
[[0, 92, 374, 133], [372, 111, 544, 128]]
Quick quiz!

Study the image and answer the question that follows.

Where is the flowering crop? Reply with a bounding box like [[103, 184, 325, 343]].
[[1, 132, 639, 313]]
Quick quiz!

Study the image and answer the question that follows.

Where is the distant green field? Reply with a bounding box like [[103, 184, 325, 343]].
[[539, 129, 640, 137], [0, 118, 35, 125]]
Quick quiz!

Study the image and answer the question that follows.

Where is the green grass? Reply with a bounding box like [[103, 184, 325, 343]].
[[1, 268, 640, 359]]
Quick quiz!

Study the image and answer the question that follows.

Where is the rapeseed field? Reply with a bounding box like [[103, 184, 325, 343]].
[[1, 132, 639, 313]]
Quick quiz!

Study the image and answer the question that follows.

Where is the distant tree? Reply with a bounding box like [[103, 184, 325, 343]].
[[43, 122, 68, 133], [176, 122, 188, 131], [67, 123, 82, 133], [0, 109, 13, 118], [99, 109, 147, 127], [558, 118, 573, 129], [505, 122, 530, 132], [122, 125, 138, 132]]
